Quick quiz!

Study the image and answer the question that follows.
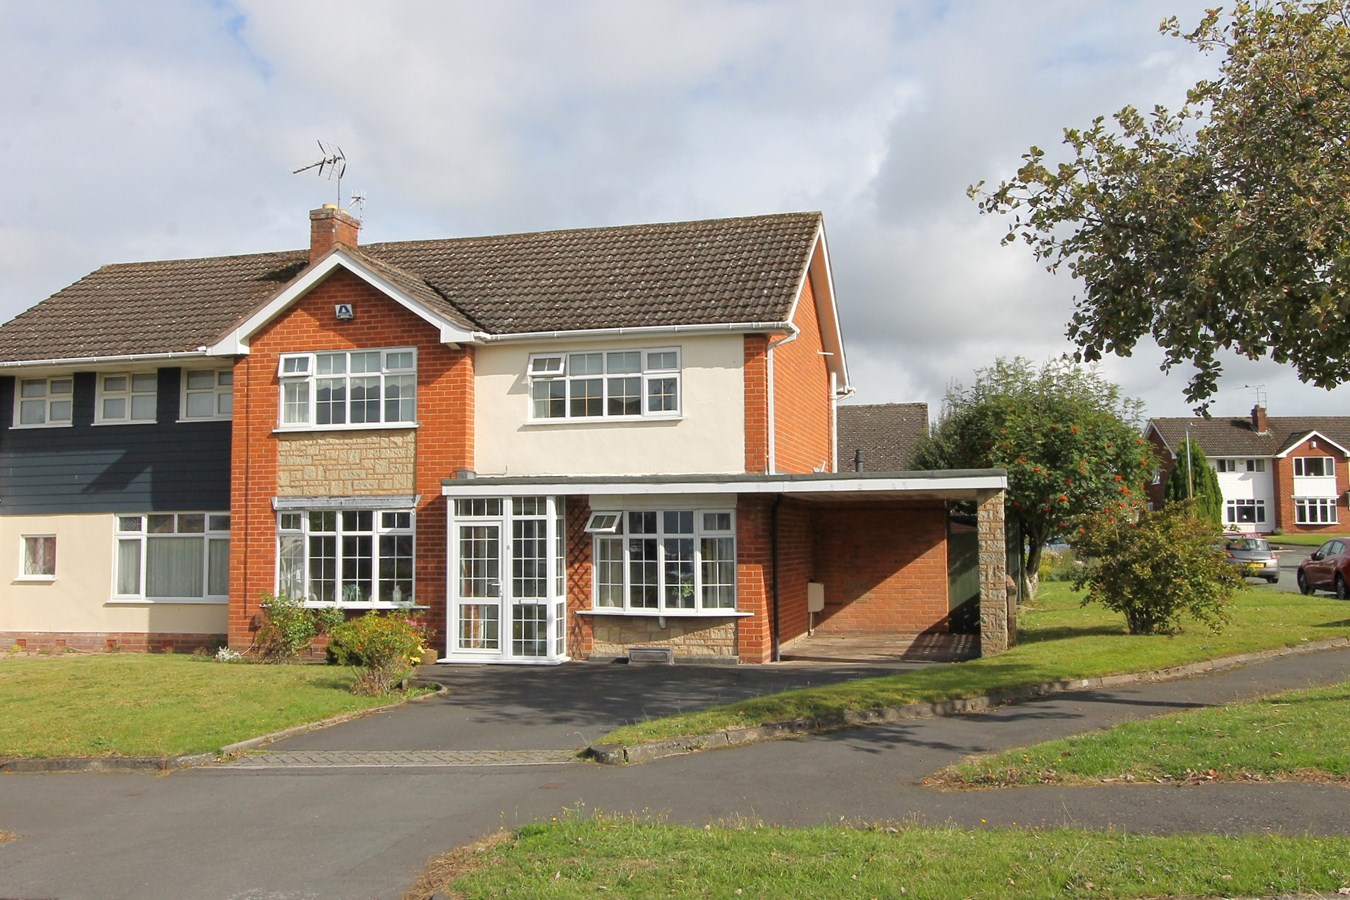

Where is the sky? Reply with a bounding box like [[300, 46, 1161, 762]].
[[4, 0, 1347, 423]]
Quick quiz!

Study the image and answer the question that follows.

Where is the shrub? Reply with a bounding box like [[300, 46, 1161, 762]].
[[1038, 547, 1079, 583], [327, 611, 426, 695], [254, 592, 343, 661], [1071, 501, 1241, 635]]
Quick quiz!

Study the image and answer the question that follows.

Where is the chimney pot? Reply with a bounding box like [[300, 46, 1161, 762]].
[[309, 205, 361, 264]]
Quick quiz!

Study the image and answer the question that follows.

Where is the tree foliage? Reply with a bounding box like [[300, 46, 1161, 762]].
[[914, 357, 1155, 597], [1072, 501, 1240, 635], [1163, 438, 1225, 526], [971, 1, 1350, 408]]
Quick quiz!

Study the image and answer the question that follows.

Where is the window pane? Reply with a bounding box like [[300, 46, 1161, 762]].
[[20, 379, 47, 398], [148, 514, 175, 534], [208, 539, 230, 596], [316, 379, 346, 425], [532, 380, 564, 418], [664, 537, 695, 609], [349, 351, 380, 374], [596, 537, 624, 607], [102, 397, 126, 420], [607, 376, 641, 416], [350, 375, 380, 424], [647, 376, 678, 412], [187, 370, 215, 390], [278, 534, 305, 600], [569, 352, 603, 376], [147, 537, 204, 598], [512, 518, 547, 599], [341, 535, 373, 603], [19, 399, 45, 425], [117, 540, 142, 595], [701, 536, 737, 608], [103, 375, 127, 392], [50, 379, 71, 395], [186, 392, 214, 417], [378, 534, 414, 604], [217, 392, 233, 416], [607, 351, 641, 374], [131, 373, 157, 392], [664, 511, 694, 534], [647, 351, 678, 370], [49, 399, 72, 422], [569, 378, 602, 417], [130, 395, 156, 421], [283, 381, 309, 424], [629, 537, 659, 608], [23, 536, 55, 576], [177, 514, 205, 533], [309, 535, 337, 603]]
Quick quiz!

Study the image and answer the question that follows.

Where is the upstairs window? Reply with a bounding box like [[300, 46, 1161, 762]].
[[1294, 457, 1334, 478], [1214, 459, 1236, 473], [529, 348, 680, 421], [15, 376, 73, 427], [1246, 459, 1265, 473], [278, 349, 416, 429], [97, 372, 158, 424], [182, 368, 234, 420]]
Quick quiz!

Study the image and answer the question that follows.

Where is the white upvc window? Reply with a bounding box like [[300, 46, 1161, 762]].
[[114, 513, 230, 601], [591, 508, 736, 613], [181, 368, 234, 420], [14, 376, 73, 427], [1224, 498, 1266, 526], [1214, 459, 1236, 473], [96, 372, 158, 424], [529, 348, 681, 421], [277, 348, 417, 429], [1293, 456, 1334, 478], [1246, 458, 1265, 473], [278, 509, 415, 607], [19, 535, 56, 581], [1295, 497, 1339, 525]]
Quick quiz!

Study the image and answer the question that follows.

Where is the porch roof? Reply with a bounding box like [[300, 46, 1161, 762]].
[[441, 469, 1006, 502]]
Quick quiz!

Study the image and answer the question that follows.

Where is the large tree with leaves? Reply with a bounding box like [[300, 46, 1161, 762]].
[[971, 1, 1350, 409], [1163, 438, 1225, 526], [914, 357, 1155, 599]]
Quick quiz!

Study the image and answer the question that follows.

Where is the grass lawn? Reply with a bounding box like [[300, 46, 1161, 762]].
[[599, 582, 1350, 746], [0, 654, 406, 758], [1268, 533, 1350, 548], [420, 817, 1350, 899], [937, 678, 1350, 787]]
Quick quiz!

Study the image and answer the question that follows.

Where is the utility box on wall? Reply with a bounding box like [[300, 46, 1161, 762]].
[[807, 581, 825, 613]]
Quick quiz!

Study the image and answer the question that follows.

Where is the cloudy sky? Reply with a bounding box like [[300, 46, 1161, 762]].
[[4, 0, 1346, 422]]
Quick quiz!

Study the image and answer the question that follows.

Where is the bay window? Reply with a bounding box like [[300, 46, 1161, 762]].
[[1295, 497, 1338, 525], [589, 509, 736, 613], [278, 508, 414, 606]]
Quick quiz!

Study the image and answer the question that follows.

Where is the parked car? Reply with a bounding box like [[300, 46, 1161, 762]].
[[1296, 538, 1350, 598], [1223, 535, 1280, 584]]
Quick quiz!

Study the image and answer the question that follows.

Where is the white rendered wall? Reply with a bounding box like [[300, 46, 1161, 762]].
[[1214, 459, 1276, 533], [474, 335, 746, 476]]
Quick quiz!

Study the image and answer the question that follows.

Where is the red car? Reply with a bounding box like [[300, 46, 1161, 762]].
[[1296, 539, 1350, 598]]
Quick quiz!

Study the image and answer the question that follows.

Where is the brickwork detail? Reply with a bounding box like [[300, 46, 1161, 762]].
[[588, 616, 738, 659], [1, 631, 222, 654], [977, 491, 1011, 653], [1273, 441, 1349, 535], [277, 430, 416, 495], [772, 275, 834, 474]]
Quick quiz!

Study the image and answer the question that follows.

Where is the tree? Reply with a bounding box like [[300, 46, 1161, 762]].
[[1162, 438, 1225, 526], [971, 1, 1350, 409], [914, 357, 1155, 599], [1072, 501, 1240, 635]]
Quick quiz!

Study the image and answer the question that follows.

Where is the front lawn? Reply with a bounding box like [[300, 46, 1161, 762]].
[[1268, 533, 1350, 548], [598, 582, 1350, 746], [419, 818, 1350, 899], [938, 678, 1350, 787], [0, 654, 404, 758]]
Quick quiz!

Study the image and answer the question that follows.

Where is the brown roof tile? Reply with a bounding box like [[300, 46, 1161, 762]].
[[1149, 414, 1350, 458], [837, 403, 929, 471], [0, 212, 822, 363]]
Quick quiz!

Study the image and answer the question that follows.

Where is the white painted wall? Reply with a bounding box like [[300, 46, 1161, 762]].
[[1213, 458, 1276, 533], [474, 335, 746, 476], [0, 514, 227, 635]]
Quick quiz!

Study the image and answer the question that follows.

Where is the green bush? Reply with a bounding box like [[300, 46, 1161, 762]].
[[1038, 547, 1079, 582], [254, 592, 343, 661], [1071, 501, 1241, 635], [327, 611, 426, 694]]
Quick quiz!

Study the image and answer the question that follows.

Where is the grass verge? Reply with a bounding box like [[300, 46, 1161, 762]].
[[1268, 533, 1350, 548], [423, 817, 1350, 899], [0, 654, 411, 758], [599, 582, 1350, 746], [936, 678, 1350, 787]]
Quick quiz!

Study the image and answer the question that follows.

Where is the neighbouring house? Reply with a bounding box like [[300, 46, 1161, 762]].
[[1145, 405, 1350, 535], [837, 402, 928, 472], [0, 206, 1010, 662]]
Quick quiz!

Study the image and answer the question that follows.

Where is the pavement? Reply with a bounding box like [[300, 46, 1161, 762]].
[[1, 646, 1349, 899]]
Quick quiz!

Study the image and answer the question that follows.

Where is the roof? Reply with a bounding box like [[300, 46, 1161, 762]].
[[0, 212, 824, 365], [1148, 414, 1350, 458], [837, 403, 929, 472]]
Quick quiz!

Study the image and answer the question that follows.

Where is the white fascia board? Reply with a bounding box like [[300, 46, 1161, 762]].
[[443, 474, 1007, 497], [205, 250, 475, 355], [1275, 431, 1350, 458], [780, 225, 849, 393], [471, 320, 795, 345], [0, 350, 216, 370]]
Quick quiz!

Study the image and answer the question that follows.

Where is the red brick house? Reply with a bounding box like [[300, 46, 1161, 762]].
[[0, 207, 1009, 662], [1146, 405, 1350, 535]]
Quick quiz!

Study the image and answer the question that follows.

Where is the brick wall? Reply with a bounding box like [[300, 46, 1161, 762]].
[[771, 274, 833, 474], [1273, 439, 1349, 534], [1, 631, 222, 654], [1145, 429, 1171, 510], [736, 495, 773, 662], [227, 268, 473, 650], [743, 336, 769, 474]]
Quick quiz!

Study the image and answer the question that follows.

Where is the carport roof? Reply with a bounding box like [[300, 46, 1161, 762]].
[[441, 469, 1007, 501]]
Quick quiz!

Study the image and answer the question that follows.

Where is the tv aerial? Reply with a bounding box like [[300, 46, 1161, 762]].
[[293, 140, 348, 207]]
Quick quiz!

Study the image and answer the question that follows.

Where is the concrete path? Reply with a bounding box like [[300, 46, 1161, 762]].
[[1, 647, 1348, 899]]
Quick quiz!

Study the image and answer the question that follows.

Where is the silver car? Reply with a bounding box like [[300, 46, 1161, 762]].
[[1224, 535, 1280, 584]]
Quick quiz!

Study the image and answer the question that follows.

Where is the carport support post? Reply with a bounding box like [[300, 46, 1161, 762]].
[[976, 489, 1011, 654]]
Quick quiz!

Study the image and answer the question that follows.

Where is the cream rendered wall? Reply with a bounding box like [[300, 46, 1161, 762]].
[[1, 514, 227, 634], [474, 335, 746, 476]]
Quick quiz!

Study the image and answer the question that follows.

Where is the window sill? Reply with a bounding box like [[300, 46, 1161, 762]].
[[9, 422, 73, 430], [524, 414, 684, 427], [302, 603, 430, 611], [92, 420, 157, 427], [274, 422, 420, 435], [176, 416, 233, 424], [107, 597, 228, 606], [13, 576, 56, 584], [578, 608, 751, 618]]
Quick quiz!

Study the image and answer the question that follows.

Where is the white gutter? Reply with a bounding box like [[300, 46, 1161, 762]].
[[443, 474, 1007, 497], [0, 350, 216, 369], [469, 320, 795, 344]]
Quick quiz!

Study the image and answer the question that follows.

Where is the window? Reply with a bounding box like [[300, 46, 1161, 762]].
[[115, 513, 229, 600], [277, 349, 416, 428], [278, 509, 414, 606], [182, 368, 233, 420], [15, 376, 73, 427], [1246, 459, 1265, 473], [592, 508, 735, 613], [1214, 459, 1236, 473], [1296, 497, 1339, 525], [1224, 498, 1266, 526], [96, 372, 158, 424], [20, 535, 56, 580], [529, 348, 680, 420], [1294, 457, 1334, 477]]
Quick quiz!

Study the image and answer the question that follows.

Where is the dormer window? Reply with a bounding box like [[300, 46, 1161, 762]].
[[528, 348, 681, 421], [277, 348, 417, 429]]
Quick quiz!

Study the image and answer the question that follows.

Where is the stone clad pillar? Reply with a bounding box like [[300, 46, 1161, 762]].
[[976, 489, 1011, 654]]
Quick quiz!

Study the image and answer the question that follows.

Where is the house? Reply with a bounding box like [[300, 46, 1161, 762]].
[[837, 403, 928, 472], [1145, 405, 1350, 534], [0, 206, 1010, 662]]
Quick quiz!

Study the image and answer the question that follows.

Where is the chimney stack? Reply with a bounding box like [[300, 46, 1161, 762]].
[[1251, 404, 1269, 434], [309, 204, 361, 263]]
